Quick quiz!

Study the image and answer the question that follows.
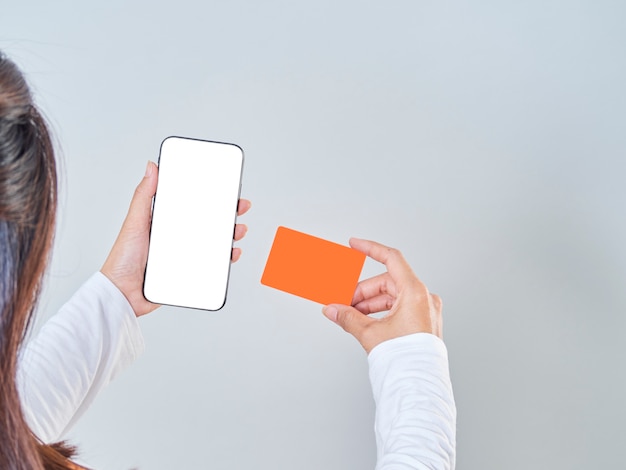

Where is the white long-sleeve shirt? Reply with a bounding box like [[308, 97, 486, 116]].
[[18, 273, 456, 469], [369, 334, 456, 469], [17, 272, 145, 441]]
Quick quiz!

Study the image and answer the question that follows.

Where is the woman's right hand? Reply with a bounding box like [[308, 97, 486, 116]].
[[322, 238, 443, 354]]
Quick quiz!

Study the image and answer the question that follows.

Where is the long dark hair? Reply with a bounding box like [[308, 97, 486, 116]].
[[0, 52, 84, 469]]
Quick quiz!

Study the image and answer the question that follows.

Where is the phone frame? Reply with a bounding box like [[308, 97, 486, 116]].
[[143, 136, 244, 311]]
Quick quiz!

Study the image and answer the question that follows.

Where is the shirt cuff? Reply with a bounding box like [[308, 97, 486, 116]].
[[93, 271, 146, 360]]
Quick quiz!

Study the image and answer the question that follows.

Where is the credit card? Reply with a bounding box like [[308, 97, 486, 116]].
[[261, 226, 366, 305]]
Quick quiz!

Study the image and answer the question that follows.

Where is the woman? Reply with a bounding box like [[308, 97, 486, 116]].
[[2, 51, 456, 469], [0, 51, 249, 469], [0, 50, 77, 468]]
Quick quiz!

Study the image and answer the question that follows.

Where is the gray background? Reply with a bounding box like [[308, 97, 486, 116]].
[[2, 1, 626, 468]]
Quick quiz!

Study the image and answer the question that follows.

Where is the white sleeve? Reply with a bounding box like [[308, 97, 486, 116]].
[[17, 272, 145, 443], [368, 333, 456, 470]]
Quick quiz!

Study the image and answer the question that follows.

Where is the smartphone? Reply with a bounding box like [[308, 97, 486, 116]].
[[143, 136, 244, 311]]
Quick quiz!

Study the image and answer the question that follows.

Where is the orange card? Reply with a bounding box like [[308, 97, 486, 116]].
[[261, 226, 366, 305]]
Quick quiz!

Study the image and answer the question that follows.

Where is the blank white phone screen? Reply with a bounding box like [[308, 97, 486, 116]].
[[143, 137, 244, 310]]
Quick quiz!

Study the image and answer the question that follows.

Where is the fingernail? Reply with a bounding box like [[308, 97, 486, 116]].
[[322, 306, 338, 322], [145, 161, 154, 177]]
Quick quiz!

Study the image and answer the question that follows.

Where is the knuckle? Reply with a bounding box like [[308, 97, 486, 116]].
[[335, 309, 351, 329], [133, 184, 147, 200], [407, 277, 423, 292]]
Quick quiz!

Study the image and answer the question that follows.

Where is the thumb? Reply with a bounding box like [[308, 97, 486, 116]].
[[124, 161, 158, 233], [323, 304, 371, 340]]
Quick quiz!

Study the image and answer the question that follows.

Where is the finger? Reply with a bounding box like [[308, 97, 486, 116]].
[[351, 272, 396, 305], [430, 293, 442, 314], [231, 247, 242, 263], [124, 161, 159, 232], [430, 293, 443, 339], [233, 224, 248, 241], [353, 294, 396, 315], [237, 199, 251, 216], [349, 238, 421, 291], [322, 304, 372, 339]]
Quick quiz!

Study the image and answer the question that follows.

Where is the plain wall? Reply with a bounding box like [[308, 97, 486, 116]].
[[2, 1, 626, 468]]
